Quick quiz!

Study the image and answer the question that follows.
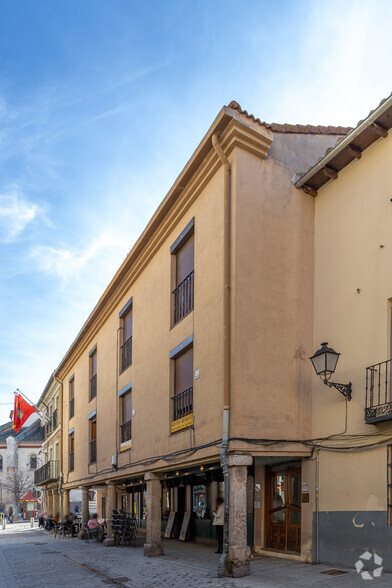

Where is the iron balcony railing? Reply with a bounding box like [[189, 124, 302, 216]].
[[121, 420, 132, 444], [90, 440, 97, 463], [366, 358, 392, 423], [121, 336, 132, 372], [34, 460, 59, 485], [69, 397, 74, 419], [69, 452, 74, 472], [172, 386, 193, 422], [173, 271, 194, 325], [90, 374, 97, 400]]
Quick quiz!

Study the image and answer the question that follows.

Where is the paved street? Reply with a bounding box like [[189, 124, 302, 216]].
[[0, 524, 390, 587]]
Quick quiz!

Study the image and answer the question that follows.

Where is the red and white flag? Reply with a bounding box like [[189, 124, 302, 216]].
[[12, 394, 36, 433]]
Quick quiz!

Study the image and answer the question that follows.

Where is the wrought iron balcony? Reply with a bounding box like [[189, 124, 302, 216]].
[[121, 336, 132, 372], [121, 419, 132, 444], [69, 451, 74, 472], [34, 460, 59, 485], [173, 271, 194, 325], [172, 386, 193, 421], [90, 374, 97, 400], [90, 440, 97, 463], [366, 359, 392, 423]]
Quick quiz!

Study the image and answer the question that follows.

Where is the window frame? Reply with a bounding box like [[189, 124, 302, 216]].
[[69, 375, 75, 420], [68, 430, 75, 472], [89, 346, 97, 401], [170, 218, 195, 327], [119, 298, 133, 373], [170, 335, 194, 432], [89, 413, 97, 464]]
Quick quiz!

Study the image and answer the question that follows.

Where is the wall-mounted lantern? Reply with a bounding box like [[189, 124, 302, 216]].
[[310, 342, 352, 401]]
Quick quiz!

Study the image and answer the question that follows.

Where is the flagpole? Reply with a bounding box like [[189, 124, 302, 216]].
[[14, 389, 50, 424]]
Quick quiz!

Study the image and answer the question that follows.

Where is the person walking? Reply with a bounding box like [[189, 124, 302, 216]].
[[212, 496, 224, 554]]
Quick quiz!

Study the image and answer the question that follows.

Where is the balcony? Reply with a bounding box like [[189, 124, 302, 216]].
[[366, 359, 392, 423], [90, 439, 97, 463], [90, 374, 97, 400], [172, 386, 193, 421], [34, 460, 59, 485], [121, 419, 132, 444], [121, 336, 132, 372], [69, 397, 74, 419], [69, 451, 74, 472], [173, 271, 194, 325]]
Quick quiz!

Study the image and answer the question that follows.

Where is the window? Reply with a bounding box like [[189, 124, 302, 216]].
[[69, 377, 75, 419], [30, 454, 37, 470], [69, 432, 75, 472], [120, 305, 132, 372], [121, 494, 127, 511], [171, 338, 193, 430], [90, 416, 97, 463], [121, 391, 132, 444], [0, 455, 2, 471], [89, 347, 97, 400], [171, 219, 194, 325], [102, 496, 106, 520], [388, 446, 392, 525]]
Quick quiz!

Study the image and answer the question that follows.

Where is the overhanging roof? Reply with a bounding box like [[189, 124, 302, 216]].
[[295, 93, 392, 194]]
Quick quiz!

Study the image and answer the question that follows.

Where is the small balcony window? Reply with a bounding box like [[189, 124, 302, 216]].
[[120, 391, 132, 445], [171, 219, 194, 326], [69, 377, 75, 419], [89, 416, 97, 463], [121, 307, 132, 373], [90, 347, 97, 401]]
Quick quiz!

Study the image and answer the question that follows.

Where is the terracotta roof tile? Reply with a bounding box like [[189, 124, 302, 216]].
[[227, 100, 352, 136]]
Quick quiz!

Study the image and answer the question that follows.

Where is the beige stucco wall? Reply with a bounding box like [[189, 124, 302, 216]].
[[231, 146, 314, 443], [61, 162, 226, 487], [313, 130, 392, 512]]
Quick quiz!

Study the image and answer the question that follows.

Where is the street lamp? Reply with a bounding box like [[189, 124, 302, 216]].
[[310, 342, 352, 401]]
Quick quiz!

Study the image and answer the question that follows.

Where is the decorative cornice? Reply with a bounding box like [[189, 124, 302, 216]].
[[56, 109, 273, 378]]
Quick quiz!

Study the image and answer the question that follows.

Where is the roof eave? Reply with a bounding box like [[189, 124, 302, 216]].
[[295, 93, 392, 191]]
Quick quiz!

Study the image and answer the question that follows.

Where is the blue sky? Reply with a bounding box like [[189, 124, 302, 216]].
[[1, 0, 392, 422]]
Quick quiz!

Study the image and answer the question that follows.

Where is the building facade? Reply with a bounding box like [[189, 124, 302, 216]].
[[50, 101, 351, 576], [0, 419, 43, 515], [35, 376, 62, 517], [296, 93, 392, 571]]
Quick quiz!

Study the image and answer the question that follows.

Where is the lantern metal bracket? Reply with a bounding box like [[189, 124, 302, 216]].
[[324, 380, 352, 401]]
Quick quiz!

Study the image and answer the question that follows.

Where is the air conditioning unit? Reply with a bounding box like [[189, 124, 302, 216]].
[[112, 454, 118, 467]]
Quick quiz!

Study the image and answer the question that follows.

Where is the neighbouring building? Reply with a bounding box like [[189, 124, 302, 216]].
[[0, 418, 43, 515], [45, 93, 392, 576], [295, 92, 392, 571], [51, 100, 349, 576], [35, 375, 82, 517]]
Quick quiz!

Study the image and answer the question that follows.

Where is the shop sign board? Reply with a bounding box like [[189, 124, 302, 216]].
[[170, 414, 194, 434]]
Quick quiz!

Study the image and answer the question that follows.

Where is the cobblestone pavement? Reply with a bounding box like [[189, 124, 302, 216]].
[[0, 525, 391, 587]]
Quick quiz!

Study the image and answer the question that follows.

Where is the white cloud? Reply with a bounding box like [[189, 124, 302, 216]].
[[0, 192, 41, 243], [30, 230, 127, 283]]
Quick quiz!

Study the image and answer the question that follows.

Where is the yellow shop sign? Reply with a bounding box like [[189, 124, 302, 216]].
[[170, 414, 193, 433]]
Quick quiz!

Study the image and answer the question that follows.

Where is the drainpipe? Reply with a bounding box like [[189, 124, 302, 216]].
[[212, 133, 231, 571], [315, 443, 320, 564]]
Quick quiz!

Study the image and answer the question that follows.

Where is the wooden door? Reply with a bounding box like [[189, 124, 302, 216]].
[[266, 467, 301, 552]]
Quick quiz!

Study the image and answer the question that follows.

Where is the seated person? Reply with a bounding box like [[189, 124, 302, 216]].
[[87, 513, 103, 540], [87, 513, 100, 530]]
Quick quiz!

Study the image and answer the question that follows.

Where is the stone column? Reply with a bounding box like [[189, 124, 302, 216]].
[[143, 472, 163, 557], [103, 481, 117, 547], [81, 487, 89, 524], [52, 488, 60, 519], [47, 490, 54, 516], [62, 489, 70, 518], [223, 455, 253, 578]]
